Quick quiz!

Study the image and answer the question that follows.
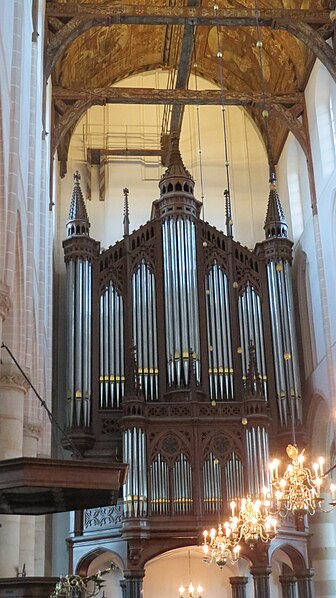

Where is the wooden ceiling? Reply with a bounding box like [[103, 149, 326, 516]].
[[46, 0, 335, 176]]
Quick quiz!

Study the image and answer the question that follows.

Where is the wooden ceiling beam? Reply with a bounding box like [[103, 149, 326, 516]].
[[46, 4, 331, 25], [45, 7, 335, 83], [52, 86, 304, 107]]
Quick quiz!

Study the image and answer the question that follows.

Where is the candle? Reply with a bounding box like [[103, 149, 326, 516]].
[[230, 501, 235, 517]]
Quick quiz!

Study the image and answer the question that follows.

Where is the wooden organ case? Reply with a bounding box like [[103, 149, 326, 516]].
[[62, 144, 305, 596]]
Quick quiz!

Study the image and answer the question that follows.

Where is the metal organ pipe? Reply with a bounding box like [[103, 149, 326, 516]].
[[162, 217, 200, 388], [238, 285, 267, 399], [245, 426, 270, 496], [224, 452, 244, 501], [203, 453, 222, 513], [173, 453, 193, 513], [132, 261, 159, 401], [266, 260, 301, 426], [66, 257, 92, 428], [123, 427, 147, 518], [99, 282, 124, 409], [206, 263, 233, 401]]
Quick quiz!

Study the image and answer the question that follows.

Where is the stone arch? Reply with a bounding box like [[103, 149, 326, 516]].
[[76, 548, 124, 598], [306, 393, 333, 460], [76, 547, 124, 576], [143, 545, 252, 598], [270, 543, 306, 572]]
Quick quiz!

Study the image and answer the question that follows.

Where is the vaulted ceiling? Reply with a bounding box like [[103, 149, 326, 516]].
[[46, 0, 335, 177]]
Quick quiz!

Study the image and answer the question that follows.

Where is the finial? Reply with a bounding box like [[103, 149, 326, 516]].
[[66, 171, 90, 237], [245, 341, 263, 398], [264, 174, 288, 239], [123, 187, 130, 237], [224, 188, 233, 237]]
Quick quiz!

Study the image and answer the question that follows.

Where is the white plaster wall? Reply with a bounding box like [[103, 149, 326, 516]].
[[55, 70, 269, 261]]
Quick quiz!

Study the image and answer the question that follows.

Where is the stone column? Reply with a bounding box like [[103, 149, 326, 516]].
[[19, 422, 41, 575], [120, 573, 144, 598], [250, 566, 272, 598], [229, 576, 248, 598], [310, 505, 336, 597], [279, 574, 297, 598], [0, 367, 28, 577], [296, 569, 314, 598], [0, 283, 11, 349]]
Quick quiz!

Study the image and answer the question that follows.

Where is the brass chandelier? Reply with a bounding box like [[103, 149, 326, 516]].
[[270, 444, 336, 516]]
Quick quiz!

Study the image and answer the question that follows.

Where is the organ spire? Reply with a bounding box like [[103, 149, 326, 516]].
[[264, 174, 288, 239], [66, 171, 90, 237]]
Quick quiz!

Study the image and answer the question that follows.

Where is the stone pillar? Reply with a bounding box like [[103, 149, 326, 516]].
[[120, 573, 144, 598], [229, 576, 248, 598], [250, 566, 272, 598], [310, 505, 336, 597], [0, 368, 28, 577], [296, 569, 314, 598], [279, 574, 297, 598], [0, 283, 11, 346], [19, 422, 42, 575]]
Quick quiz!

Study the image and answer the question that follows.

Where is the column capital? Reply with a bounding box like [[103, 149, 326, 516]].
[[229, 576, 248, 598], [229, 576, 248, 586], [23, 420, 42, 440], [0, 283, 11, 320], [0, 363, 29, 393]]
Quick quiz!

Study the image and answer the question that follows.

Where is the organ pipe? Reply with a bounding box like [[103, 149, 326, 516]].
[[224, 452, 244, 500], [173, 453, 193, 513], [150, 454, 170, 514], [245, 426, 270, 496], [162, 217, 200, 387], [238, 284, 267, 400], [99, 282, 124, 409], [206, 262, 233, 401], [203, 453, 222, 512], [66, 257, 92, 427], [266, 260, 301, 426], [123, 427, 147, 518], [132, 261, 159, 400]]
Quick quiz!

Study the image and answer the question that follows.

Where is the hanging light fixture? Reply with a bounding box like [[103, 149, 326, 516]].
[[202, 524, 241, 568], [227, 496, 278, 547], [178, 551, 204, 597], [270, 444, 336, 516]]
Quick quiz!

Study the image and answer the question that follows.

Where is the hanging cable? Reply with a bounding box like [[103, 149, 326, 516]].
[[192, 25, 206, 221], [1, 342, 83, 459], [214, 4, 233, 237], [253, 0, 275, 180]]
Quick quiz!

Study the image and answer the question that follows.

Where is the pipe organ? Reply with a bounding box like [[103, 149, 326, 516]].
[[63, 152, 303, 575]]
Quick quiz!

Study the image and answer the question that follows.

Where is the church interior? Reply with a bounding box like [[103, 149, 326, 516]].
[[0, 1, 336, 597]]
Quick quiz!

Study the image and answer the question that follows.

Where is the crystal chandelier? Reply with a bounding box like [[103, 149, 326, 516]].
[[270, 444, 336, 516], [202, 524, 241, 568]]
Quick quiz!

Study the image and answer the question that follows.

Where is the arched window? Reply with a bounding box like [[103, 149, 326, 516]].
[[315, 65, 336, 178], [287, 137, 304, 241]]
